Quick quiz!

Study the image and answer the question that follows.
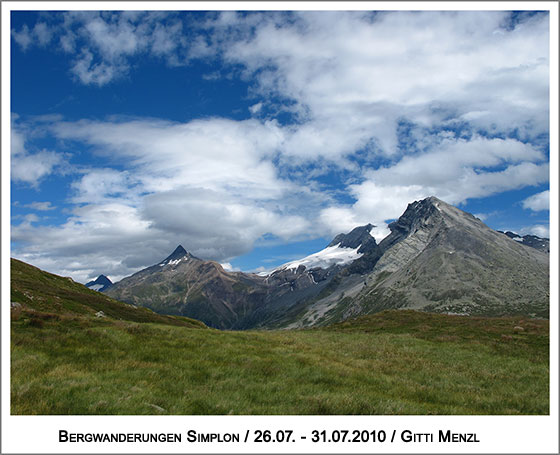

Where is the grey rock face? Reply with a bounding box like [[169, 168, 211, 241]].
[[352, 197, 549, 319]]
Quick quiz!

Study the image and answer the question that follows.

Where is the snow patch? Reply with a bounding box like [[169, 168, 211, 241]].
[[89, 284, 104, 291], [168, 258, 182, 265], [513, 237, 524, 242], [274, 243, 363, 272], [160, 257, 186, 267]]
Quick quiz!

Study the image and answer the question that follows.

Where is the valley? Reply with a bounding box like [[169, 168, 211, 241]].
[[10, 196, 550, 415]]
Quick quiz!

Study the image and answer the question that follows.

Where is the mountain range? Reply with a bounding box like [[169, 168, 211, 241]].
[[100, 196, 549, 329]]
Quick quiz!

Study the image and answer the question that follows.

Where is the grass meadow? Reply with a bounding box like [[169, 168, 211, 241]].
[[11, 310, 548, 415]]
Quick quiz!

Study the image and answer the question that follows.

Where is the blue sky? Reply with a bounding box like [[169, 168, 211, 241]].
[[9, 9, 550, 283]]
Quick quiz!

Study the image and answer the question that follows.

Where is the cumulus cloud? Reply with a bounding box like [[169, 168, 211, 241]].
[[318, 136, 548, 231], [12, 12, 190, 85], [51, 117, 290, 199], [11, 22, 53, 50], [522, 190, 549, 212], [220, 11, 549, 158], [12, 202, 158, 282], [520, 224, 550, 238], [70, 168, 140, 205], [12, 116, 320, 281], [11, 125, 65, 187], [12, 24, 33, 50]]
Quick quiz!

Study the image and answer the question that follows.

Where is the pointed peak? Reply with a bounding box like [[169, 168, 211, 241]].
[[402, 195, 451, 216], [409, 195, 446, 209], [85, 274, 113, 291], [172, 245, 188, 256], [160, 245, 190, 263], [96, 274, 112, 285], [86, 274, 112, 286]]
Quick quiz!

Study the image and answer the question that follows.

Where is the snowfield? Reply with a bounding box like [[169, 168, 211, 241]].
[[273, 243, 363, 273]]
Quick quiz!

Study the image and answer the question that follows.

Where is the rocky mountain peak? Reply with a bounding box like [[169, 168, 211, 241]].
[[328, 223, 378, 254], [379, 197, 443, 252], [162, 245, 190, 263], [85, 274, 113, 292], [95, 274, 112, 285]]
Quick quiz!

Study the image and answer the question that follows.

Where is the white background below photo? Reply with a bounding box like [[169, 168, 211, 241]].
[[0, 415, 559, 453]]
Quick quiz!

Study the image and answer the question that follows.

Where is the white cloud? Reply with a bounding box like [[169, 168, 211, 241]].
[[11, 22, 53, 50], [11, 126, 65, 187], [12, 24, 33, 50], [71, 49, 120, 86], [142, 187, 310, 259], [520, 224, 550, 238], [25, 201, 56, 211], [71, 168, 139, 205], [249, 102, 263, 114], [522, 190, 549, 212], [12, 12, 192, 86], [320, 136, 549, 227], [220, 262, 242, 272], [12, 202, 157, 283], [83, 16, 142, 60], [33, 22, 53, 46], [221, 11, 549, 158], [23, 214, 39, 224], [52, 117, 289, 198]]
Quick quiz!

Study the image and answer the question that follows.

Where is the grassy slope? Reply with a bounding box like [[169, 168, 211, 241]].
[[10, 258, 206, 328]]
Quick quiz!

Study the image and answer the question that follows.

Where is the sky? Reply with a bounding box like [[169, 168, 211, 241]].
[[9, 8, 551, 283]]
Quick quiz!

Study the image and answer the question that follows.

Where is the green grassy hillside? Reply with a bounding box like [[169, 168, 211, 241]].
[[10, 258, 206, 328], [10, 258, 548, 415]]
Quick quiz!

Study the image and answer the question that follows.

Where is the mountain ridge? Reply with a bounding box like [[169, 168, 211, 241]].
[[103, 196, 549, 329]]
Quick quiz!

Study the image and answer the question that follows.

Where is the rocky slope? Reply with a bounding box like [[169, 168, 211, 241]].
[[105, 227, 383, 329], [349, 197, 549, 320], [105, 246, 269, 329]]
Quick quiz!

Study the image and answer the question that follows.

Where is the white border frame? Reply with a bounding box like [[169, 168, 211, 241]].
[[2, 2, 558, 454]]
